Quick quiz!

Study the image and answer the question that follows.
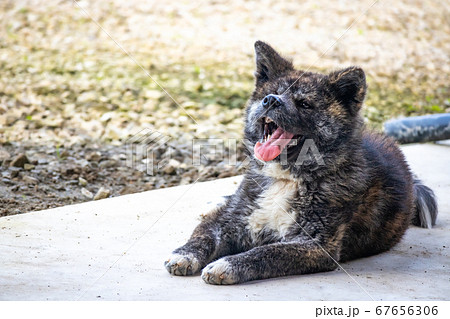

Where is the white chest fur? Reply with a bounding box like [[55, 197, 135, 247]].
[[247, 177, 298, 241]]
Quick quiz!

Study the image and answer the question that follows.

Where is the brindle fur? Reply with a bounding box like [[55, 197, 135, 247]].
[[164, 41, 438, 284]]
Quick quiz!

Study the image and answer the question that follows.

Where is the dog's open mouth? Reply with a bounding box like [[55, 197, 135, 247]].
[[254, 117, 296, 162]]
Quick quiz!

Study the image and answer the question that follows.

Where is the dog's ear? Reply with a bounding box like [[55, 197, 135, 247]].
[[254, 41, 293, 85], [328, 67, 367, 116]]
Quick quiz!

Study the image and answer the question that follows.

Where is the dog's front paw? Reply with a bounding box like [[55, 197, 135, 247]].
[[164, 253, 201, 276], [201, 258, 238, 285]]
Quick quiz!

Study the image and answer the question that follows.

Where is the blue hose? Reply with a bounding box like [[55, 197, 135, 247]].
[[384, 113, 450, 144]]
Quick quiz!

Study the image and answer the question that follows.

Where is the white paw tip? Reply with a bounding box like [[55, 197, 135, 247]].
[[201, 259, 237, 285], [165, 253, 200, 276]]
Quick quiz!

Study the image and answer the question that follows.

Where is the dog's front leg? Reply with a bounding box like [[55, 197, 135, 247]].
[[201, 241, 339, 285], [164, 205, 237, 276]]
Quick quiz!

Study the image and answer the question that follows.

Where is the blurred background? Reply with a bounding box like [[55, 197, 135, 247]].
[[0, 0, 449, 215]]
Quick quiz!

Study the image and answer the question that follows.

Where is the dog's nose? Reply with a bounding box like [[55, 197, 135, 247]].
[[262, 94, 282, 108]]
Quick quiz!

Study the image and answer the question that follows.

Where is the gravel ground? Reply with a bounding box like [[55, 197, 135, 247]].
[[0, 141, 247, 216], [0, 0, 449, 215]]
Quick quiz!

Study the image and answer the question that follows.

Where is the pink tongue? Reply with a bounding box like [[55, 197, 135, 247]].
[[254, 127, 294, 162]]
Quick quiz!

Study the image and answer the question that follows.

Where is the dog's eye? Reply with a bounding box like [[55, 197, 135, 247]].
[[296, 100, 311, 109]]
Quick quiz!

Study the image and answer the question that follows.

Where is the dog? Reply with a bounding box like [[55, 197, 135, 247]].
[[164, 41, 438, 285]]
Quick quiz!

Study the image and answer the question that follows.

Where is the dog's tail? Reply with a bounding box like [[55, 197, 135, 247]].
[[411, 179, 438, 228]]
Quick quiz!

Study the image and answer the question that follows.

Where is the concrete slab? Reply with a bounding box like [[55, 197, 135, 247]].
[[0, 143, 449, 301]]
